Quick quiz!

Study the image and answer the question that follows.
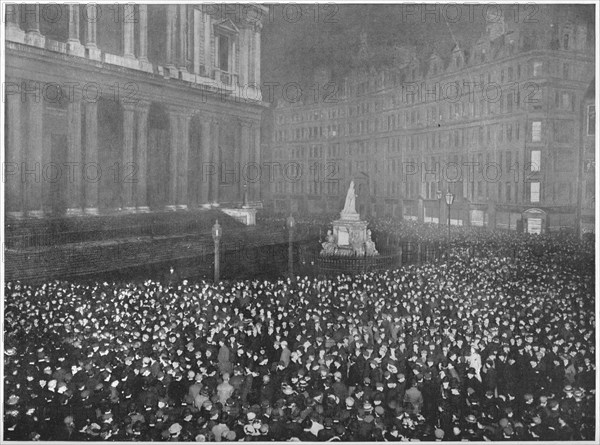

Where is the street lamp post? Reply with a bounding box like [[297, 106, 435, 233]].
[[212, 219, 222, 283], [242, 183, 249, 208], [445, 190, 454, 242], [436, 189, 443, 226], [286, 213, 295, 278]]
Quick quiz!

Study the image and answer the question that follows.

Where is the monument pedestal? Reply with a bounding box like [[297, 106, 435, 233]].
[[332, 218, 369, 256]]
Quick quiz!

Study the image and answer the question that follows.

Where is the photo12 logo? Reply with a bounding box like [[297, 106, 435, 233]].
[[3, 81, 140, 104]]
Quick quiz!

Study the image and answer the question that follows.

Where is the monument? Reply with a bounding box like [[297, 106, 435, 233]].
[[321, 180, 379, 256]]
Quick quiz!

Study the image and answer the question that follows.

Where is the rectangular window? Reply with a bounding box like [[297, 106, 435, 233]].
[[531, 121, 542, 142], [530, 150, 541, 171], [217, 35, 229, 71], [533, 61, 542, 77], [530, 182, 540, 203], [561, 92, 571, 110]]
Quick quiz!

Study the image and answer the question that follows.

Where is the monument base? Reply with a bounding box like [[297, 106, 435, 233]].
[[332, 219, 368, 255]]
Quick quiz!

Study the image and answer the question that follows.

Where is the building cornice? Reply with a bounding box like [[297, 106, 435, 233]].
[[5, 42, 269, 118]]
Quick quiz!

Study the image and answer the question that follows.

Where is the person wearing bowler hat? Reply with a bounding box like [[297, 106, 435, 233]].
[[2, 224, 596, 441]]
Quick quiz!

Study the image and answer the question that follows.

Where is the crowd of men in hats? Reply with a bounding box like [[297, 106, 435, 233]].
[[4, 224, 595, 441]]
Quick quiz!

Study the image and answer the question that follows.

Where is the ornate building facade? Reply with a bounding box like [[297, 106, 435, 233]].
[[265, 5, 594, 234], [5, 4, 267, 217], [578, 79, 595, 236]]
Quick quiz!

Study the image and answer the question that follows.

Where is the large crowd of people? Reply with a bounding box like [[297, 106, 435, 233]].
[[3, 222, 596, 441]]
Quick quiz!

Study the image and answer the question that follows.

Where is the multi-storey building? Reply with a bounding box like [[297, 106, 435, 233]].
[[5, 4, 267, 218], [578, 79, 596, 236], [265, 5, 594, 234]]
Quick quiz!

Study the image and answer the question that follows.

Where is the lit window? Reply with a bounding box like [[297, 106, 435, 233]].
[[532, 61, 542, 77], [531, 121, 542, 142], [530, 150, 541, 171], [530, 182, 540, 203]]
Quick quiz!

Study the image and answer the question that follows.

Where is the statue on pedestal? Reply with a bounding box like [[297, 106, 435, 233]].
[[340, 180, 359, 220], [319, 179, 379, 258]]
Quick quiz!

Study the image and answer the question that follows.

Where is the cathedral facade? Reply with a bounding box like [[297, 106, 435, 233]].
[[5, 4, 267, 217]]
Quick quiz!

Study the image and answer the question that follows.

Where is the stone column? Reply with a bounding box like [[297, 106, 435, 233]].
[[177, 113, 191, 209], [135, 102, 150, 211], [6, 87, 24, 217], [66, 93, 83, 214], [67, 4, 84, 56], [123, 3, 135, 58], [252, 122, 261, 203], [84, 4, 101, 59], [238, 27, 249, 86], [166, 108, 179, 210], [6, 4, 25, 42], [240, 120, 251, 171], [233, 120, 242, 200], [178, 5, 188, 72], [200, 118, 211, 205], [192, 8, 201, 75], [25, 93, 44, 217], [231, 39, 237, 79], [211, 118, 220, 203], [165, 5, 177, 70], [253, 23, 262, 87], [203, 12, 212, 76], [240, 120, 252, 201], [84, 101, 99, 214], [137, 5, 148, 58], [24, 3, 45, 47], [138, 6, 151, 70], [121, 103, 136, 211]]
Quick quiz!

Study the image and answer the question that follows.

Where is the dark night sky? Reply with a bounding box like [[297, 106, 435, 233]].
[[260, 3, 595, 97], [261, 4, 485, 90]]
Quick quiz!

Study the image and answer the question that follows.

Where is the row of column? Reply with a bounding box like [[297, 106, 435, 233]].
[[165, 5, 187, 70], [5, 4, 261, 86], [5, 4, 105, 58], [5, 92, 261, 217]]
